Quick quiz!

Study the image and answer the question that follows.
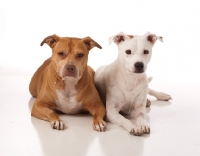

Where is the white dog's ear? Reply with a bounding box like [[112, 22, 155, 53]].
[[145, 32, 163, 44], [109, 32, 130, 45]]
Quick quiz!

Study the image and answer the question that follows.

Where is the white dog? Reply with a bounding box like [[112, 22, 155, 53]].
[[94, 32, 172, 136]]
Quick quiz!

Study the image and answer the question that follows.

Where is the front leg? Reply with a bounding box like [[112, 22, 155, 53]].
[[32, 99, 65, 130], [107, 107, 143, 136], [106, 93, 143, 136], [134, 102, 150, 134], [84, 99, 107, 132]]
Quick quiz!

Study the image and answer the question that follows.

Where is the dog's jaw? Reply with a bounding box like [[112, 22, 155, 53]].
[[61, 72, 82, 84]]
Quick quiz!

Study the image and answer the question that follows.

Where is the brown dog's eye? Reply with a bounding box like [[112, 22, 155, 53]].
[[77, 53, 84, 58], [58, 52, 64, 56], [144, 50, 149, 54], [125, 50, 131, 55]]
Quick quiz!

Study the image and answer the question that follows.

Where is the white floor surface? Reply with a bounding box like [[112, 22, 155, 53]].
[[0, 74, 200, 156]]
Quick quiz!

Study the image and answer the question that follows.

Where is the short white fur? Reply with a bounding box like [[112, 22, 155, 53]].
[[95, 32, 171, 136]]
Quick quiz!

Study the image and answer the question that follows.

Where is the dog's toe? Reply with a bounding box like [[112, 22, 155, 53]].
[[130, 126, 143, 136], [50, 120, 65, 130], [93, 120, 107, 132], [141, 125, 150, 134], [130, 125, 150, 136]]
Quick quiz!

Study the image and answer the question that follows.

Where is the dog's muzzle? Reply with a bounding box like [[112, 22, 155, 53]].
[[134, 62, 144, 73], [62, 64, 77, 77]]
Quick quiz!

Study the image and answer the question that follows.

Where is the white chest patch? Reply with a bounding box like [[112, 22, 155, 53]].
[[55, 84, 82, 114]]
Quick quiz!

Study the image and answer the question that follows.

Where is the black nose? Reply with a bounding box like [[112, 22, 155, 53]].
[[66, 65, 76, 73], [134, 62, 144, 70]]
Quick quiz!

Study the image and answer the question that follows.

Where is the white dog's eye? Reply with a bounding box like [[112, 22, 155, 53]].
[[144, 50, 149, 54], [125, 50, 131, 55]]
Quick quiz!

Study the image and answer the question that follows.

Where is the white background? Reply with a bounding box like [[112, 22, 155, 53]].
[[1, 1, 200, 156], [1, 0, 200, 85]]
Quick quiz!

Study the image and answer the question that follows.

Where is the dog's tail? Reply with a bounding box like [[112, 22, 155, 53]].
[[148, 77, 153, 83]]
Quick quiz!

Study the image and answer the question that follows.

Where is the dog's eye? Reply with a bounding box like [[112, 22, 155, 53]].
[[77, 53, 84, 58], [58, 52, 64, 56], [144, 50, 149, 54], [125, 50, 131, 55]]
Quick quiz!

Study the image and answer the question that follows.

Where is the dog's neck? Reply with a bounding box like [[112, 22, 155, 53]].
[[117, 62, 146, 91]]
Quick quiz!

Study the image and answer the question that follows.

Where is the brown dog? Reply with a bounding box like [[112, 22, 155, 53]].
[[29, 34, 106, 131]]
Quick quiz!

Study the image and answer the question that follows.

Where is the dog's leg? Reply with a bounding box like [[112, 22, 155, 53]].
[[134, 103, 150, 134], [148, 88, 172, 101], [85, 102, 107, 132], [107, 110, 132, 131], [31, 99, 65, 130], [106, 105, 143, 136]]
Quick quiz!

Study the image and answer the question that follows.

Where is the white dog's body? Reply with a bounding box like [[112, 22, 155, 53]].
[[94, 32, 171, 136]]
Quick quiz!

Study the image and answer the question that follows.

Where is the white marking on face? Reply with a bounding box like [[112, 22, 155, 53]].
[[69, 60, 72, 64]]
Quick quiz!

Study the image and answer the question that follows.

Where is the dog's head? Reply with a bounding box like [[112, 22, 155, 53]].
[[109, 32, 163, 74], [41, 34, 102, 81]]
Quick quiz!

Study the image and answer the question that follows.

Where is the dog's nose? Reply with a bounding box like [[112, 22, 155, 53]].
[[62, 64, 77, 77], [134, 62, 144, 70], [66, 65, 76, 73]]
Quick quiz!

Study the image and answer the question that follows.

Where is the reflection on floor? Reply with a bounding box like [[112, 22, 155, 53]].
[[0, 75, 200, 156]]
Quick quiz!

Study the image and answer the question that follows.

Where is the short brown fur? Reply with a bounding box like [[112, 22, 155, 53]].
[[29, 35, 106, 131]]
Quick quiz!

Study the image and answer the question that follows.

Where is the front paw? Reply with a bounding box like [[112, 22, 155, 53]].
[[139, 124, 150, 134], [130, 125, 150, 136], [130, 126, 143, 136], [93, 119, 107, 132], [50, 120, 65, 130]]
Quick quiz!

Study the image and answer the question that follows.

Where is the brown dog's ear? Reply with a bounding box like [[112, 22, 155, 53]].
[[109, 32, 130, 45], [82, 37, 102, 50], [40, 34, 60, 48], [145, 32, 163, 44]]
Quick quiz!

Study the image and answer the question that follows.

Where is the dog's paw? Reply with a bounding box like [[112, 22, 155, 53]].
[[50, 120, 65, 130], [139, 124, 150, 134], [130, 126, 143, 136], [146, 99, 151, 107], [130, 125, 150, 136], [93, 119, 107, 132], [156, 92, 172, 101]]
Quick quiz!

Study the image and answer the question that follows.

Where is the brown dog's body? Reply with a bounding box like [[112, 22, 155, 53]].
[[29, 35, 106, 131]]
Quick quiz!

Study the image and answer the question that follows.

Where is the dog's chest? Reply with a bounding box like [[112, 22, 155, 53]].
[[117, 76, 148, 114], [55, 85, 82, 114]]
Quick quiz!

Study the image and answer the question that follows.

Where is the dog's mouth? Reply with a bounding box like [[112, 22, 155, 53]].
[[134, 69, 144, 74], [60, 64, 81, 79], [127, 69, 144, 74], [63, 72, 77, 78], [61, 72, 82, 83]]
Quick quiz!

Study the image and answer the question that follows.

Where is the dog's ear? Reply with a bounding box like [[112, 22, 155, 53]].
[[82, 37, 102, 50], [40, 34, 60, 48], [145, 32, 163, 44], [109, 32, 130, 45]]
